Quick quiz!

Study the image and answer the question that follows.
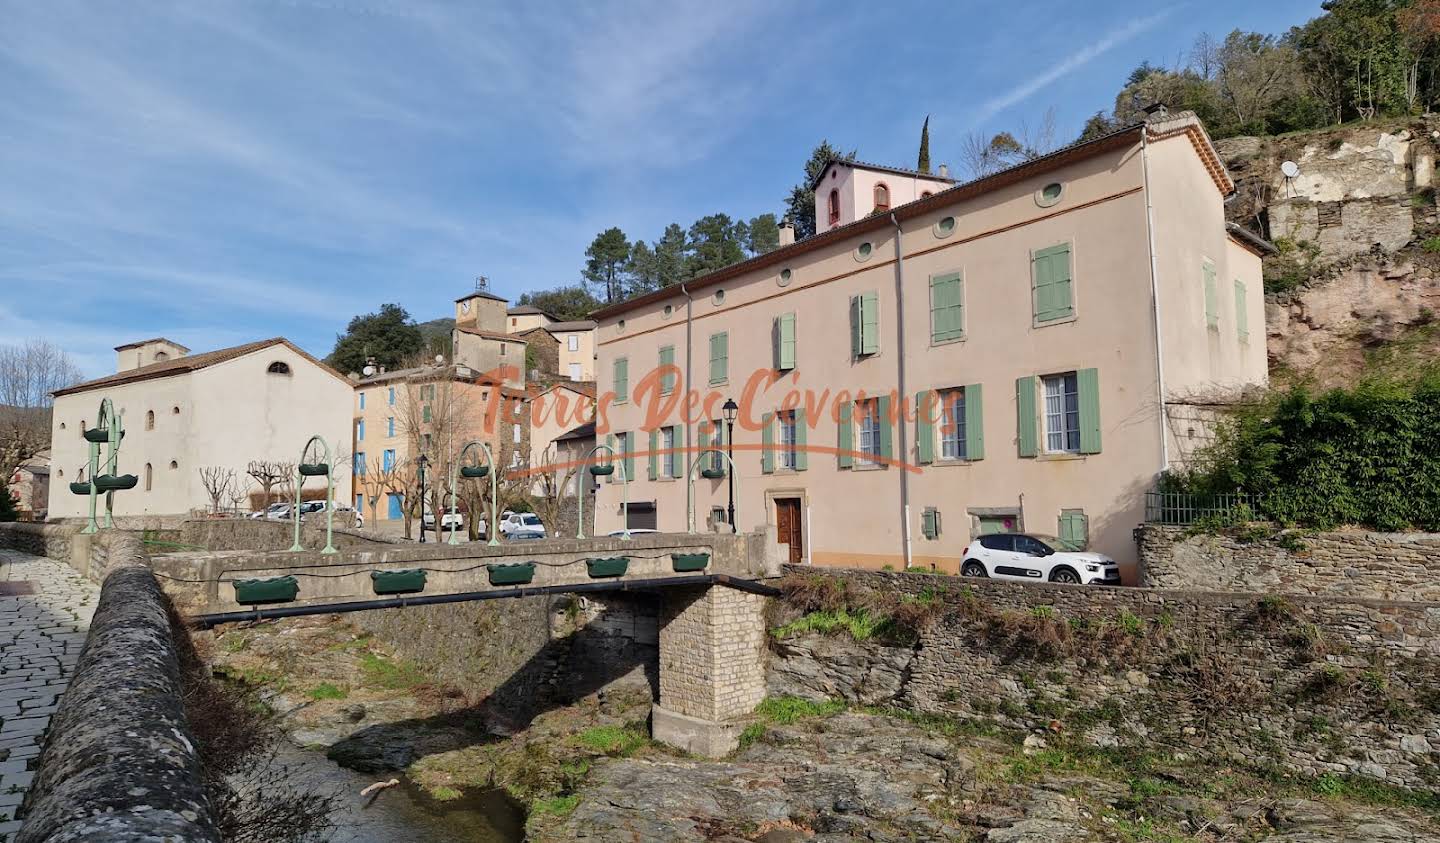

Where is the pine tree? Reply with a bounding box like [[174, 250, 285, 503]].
[[0, 479, 18, 522], [917, 115, 931, 174]]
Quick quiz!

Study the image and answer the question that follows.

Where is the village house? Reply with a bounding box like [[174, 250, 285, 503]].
[[588, 111, 1270, 579], [505, 304, 598, 382], [526, 381, 596, 493], [47, 337, 352, 519]]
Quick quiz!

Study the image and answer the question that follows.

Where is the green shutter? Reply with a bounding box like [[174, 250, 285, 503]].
[[965, 383, 985, 460], [422, 404, 431, 423], [647, 429, 658, 480], [775, 313, 796, 370], [837, 401, 854, 468], [709, 333, 727, 384], [877, 395, 893, 460], [1032, 243, 1074, 323], [915, 390, 934, 465], [929, 272, 964, 342], [605, 433, 616, 483], [698, 422, 711, 455], [622, 434, 635, 482], [614, 358, 628, 403], [849, 295, 861, 358], [1016, 376, 1037, 458], [670, 425, 682, 478], [794, 408, 808, 471], [860, 291, 880, 355], [1059, 509, 1088, 549], [1234, 280, 1248, 341], [921, 508, 939, 540], [659, 345, 675, 394], [761, 412, 774, 474], [1203, 262, 1218, 329], [1078, 368, 1102, 454]]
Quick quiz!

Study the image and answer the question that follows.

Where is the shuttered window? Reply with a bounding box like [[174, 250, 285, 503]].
[[774, 314, 797, 371], [850, 291, 880, 357], [929, 272, 964, 343], [659, 345, 676, 395], [1031, 243, 1074, 323], [1020, 370, 1099, 456], [1059, 509, 1089, 549], [921, 507, 941, 540], [613, 358, 629, 403], [837, 401, 854, 468], [761, 412, 775, 474], [709, 332, 728, 384], [1234, 279, 1249, 342], [1203, 261, 1218, 329]]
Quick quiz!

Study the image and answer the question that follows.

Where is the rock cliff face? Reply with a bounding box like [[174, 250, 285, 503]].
[[1218, 122, 1440, 385]]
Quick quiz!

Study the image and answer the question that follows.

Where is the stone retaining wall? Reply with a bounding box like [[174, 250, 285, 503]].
[[175, 517, 401, 552], [1137, 524, 1440, 601], [17, 532, 218, 842], [0, 524, 82, 571], [768, 566, 1440, 790]]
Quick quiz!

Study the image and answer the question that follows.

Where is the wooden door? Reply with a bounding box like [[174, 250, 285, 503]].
[[775, 498, 803, 564]]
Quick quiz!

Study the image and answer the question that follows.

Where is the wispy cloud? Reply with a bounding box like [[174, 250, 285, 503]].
[[965, 8, 1176, 130]]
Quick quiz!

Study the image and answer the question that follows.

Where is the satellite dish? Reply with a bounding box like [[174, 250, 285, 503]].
[[1280, 160, 1300, 178], [362, 365, 376, 376], [435, 354, 444, 364]]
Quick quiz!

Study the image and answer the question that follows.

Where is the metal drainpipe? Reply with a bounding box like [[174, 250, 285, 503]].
[[889, 212, 914, 570], [680, 281, 694, 528], [1140, 131, 1170, 472]]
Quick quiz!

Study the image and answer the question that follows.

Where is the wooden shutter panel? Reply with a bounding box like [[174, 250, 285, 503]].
[[647, 429, 658, 480], [860, 291, 880, 355], [776, 313, 797, 370], [710, 333, 727, 384], [698, 421, 711, 455], [1059, 509, 1088, 549], [1234, 280, 1248, 341], [921, 508, 938, 540], [837, 401, 854, 468], [622, 434, 635, 482], [964, 383, 985, 460], [1203, 262, 1218, 329], [849, 295, 861, 358], [877, 395, 893, 460], [929, 273, 964, 342], [761, 412, 774, 474], [794, 408, 808, 471], [659, 346, 675, 394], [614, 358, 628, 402], [1032, 244, 1074, 323], [1016, 376, 1038, 457], [605, 433, 616, 483], [915, 390, 935, 464], [1078, 368, 1102, 454]]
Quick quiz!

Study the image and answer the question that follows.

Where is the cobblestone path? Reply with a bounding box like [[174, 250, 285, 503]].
[[0, 550, 97, 842]]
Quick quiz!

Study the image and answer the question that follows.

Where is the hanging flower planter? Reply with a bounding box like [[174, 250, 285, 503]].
[[93, 474, 138, 491], [589, 464, 615, 477], [233, 575, 300, 605], [298, 462, 330, 477], [700, 468, 725, 480], [486, 562, 536, 586], [69, 481, 93, 495], [460, 465, 490, 479], [371, 568, 427, 595], [671, 552, 710, 572], [82, 427, 110, 443], [586, 557, 629, 578]]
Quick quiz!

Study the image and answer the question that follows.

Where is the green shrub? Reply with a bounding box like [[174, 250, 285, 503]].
[[1422, 236, 1440, 253], [307, 683, 348, 701], [573, 724, 648, 757]]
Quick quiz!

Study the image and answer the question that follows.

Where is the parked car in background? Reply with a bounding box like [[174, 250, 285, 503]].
[[605, 528, 658, 537], [260, 503, 292, 521], [960, 534, 1121, 585], [508, 529, 545, 541], [421, 508, 464, 532], [499, 512, 545, 537]]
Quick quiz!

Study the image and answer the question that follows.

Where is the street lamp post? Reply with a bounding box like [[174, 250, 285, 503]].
[[722, 397, 739, 533], [416, 453, 429, 543]]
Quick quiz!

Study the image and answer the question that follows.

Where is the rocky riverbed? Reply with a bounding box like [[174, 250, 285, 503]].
[[205, 616, 1440, 842]]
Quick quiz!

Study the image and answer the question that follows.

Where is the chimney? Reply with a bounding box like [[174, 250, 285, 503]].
[[938, 163, 949, 179], [1142, 102, 1169, 121], [778, 217, 795, 246]]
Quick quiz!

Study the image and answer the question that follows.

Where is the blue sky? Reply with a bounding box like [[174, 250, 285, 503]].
[[2, 0, 1322, 377]]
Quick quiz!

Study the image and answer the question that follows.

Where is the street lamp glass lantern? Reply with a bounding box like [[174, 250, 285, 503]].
[[722, 398, 739, 425]]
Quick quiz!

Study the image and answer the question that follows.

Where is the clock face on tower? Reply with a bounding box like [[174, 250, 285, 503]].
[[461, 300, 471, 314]]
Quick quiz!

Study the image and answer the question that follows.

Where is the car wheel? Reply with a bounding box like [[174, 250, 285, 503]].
[[961, 560, 988, 578], [1049, 566, 1080, 584]]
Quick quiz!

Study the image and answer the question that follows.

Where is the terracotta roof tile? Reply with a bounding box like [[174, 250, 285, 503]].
[[53, 338, 347, 397]]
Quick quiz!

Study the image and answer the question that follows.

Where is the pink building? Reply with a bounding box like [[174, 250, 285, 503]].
[[589, 112, 1270, 581]]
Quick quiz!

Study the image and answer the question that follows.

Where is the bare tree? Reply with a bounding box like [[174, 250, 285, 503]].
[[529, 444, 579, 534], [1189, 32, 1220, 80], [396, 360, 487, 543], [957, 107, 1059, 178], [0, 339, 83, 481], [246, 461, 293, 510], [198, 466, 237, 515]]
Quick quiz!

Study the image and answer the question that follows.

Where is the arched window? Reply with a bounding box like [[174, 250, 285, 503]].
[[169, 460, 178, 470], [145, 410, 155, 430], [827, 189, 840, 225], [172, 406, 180, 414], [153, 351, 169, 362], [873, 183, 891, 213], [144, 463, 153, 491], [267, 361, 291, 375]]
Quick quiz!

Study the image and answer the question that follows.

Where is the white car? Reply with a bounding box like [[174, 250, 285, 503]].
[[259, 503, 292, 521], [422, 509, 465, 531], [499, 512, 546, 537], [961, 533, 1121, 585], [606, 528, 658, 537]]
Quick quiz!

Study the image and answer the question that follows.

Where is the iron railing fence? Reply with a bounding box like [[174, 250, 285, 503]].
[[1143, 490, 1265, 525]]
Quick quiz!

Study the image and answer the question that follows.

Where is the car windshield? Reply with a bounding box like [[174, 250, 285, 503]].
[[1031, 534, 1081, 552], [522, 514, 541, 526]]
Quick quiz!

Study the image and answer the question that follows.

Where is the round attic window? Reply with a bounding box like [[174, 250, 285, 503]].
[[933, 216, 957, 238], [617, 319, 626, 333], [713, 289, 725, 306], [662, 304, 674, 319], [1036, 182, 1064, 207], [854, 242, 874, 263], [777, 268, 793, 287]]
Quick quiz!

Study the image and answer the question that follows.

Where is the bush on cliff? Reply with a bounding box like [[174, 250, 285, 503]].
[[0, 480, 16, 521]]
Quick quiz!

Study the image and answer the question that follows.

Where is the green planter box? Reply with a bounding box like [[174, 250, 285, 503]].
[[298, 462, 330, 477], [82, 427, 110, 443], [461, 465, 490, 478], [589, 464, 615, 476], [93, 474, 138, 491], [371, 569, 427, 595], [69, 482, 93, 495], [487, 562, 536, 586], [234, 576, 299, 605], [671, 552, 710, 572], [700, 468, 725, 480], [586, 557, 629, 578]]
